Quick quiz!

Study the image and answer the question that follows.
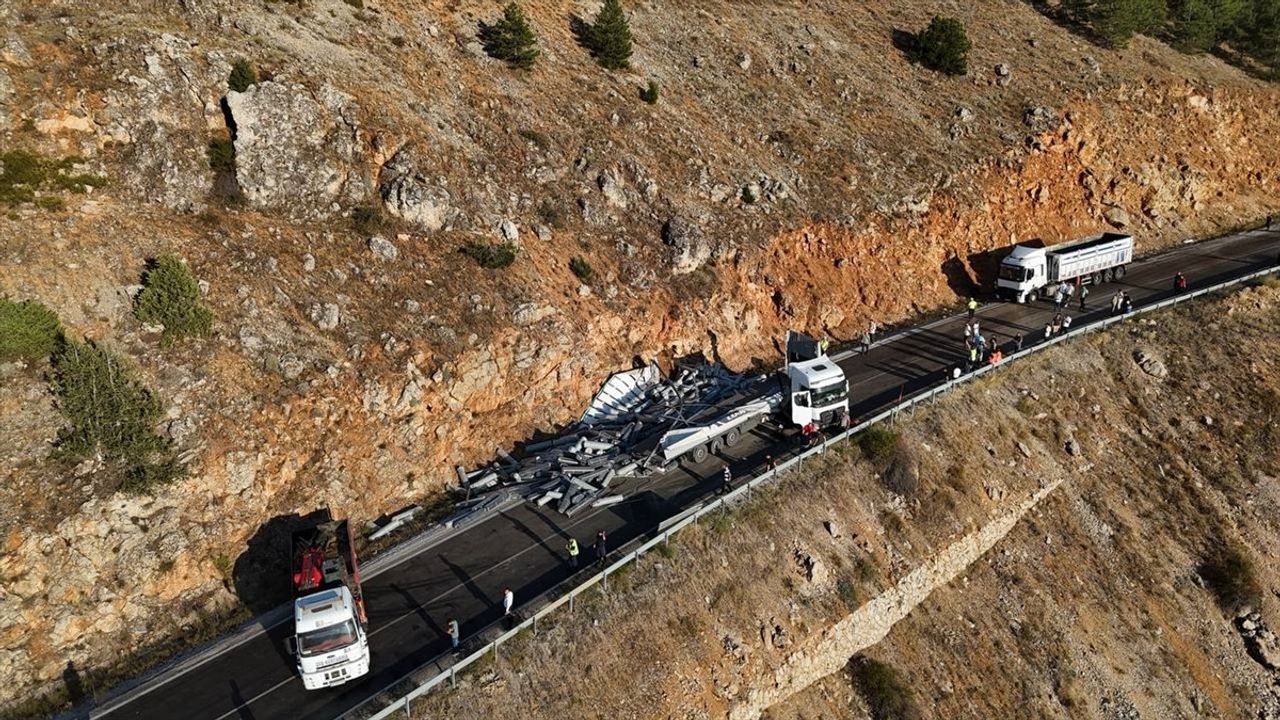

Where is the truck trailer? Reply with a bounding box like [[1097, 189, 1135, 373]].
[[996, 232, 1134, 303], [288, 512, 371, 690]]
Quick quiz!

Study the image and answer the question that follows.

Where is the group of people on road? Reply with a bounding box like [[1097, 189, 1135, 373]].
[[962, 318, 1005, 370]]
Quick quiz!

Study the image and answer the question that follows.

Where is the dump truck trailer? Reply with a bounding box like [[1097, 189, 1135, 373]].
[[288, 512, 371, 690], [996, 232, 1134, 303]]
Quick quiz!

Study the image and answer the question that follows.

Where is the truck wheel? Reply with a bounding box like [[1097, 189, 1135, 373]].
[[710, 439, 724, 456], [1092, 271, 1102, 285], [1116, 264, 1127, 278], [1103, 268, 1114, 282], [691, 444, 709, 464], [724, 428, 742, 447]]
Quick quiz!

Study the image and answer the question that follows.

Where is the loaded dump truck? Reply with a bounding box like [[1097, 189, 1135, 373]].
[[996, 232, 1134, 303], [288, 512, 370, 690]]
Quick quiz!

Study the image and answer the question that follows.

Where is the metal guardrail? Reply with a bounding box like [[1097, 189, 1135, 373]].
[[349, 260, 1280, 720]]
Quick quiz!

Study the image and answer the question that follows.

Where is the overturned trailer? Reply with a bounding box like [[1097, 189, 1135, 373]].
[[454, 332, 850, 517]]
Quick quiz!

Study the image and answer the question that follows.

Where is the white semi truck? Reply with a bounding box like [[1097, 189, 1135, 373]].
[[996, 232, 1134, 303], [288, 512, 371, 690], [653, 332, 849, 466]]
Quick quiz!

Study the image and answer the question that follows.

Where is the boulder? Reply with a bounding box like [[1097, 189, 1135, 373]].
[[662, 215, 713, 275], [226, 81, 365, 218], [309, 302, 340, 331], [1133, 349, 1168, 379], [379, 146, 453, 231], [1104, 206, 1131, 229], [368, 236, 398, 262], [598, 170, 628, 208]]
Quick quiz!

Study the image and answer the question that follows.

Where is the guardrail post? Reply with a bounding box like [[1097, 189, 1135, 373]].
[[569, 593, 575, 613], [532, 614, 538, 635], [405, 697, 412, 719], [450, 666, 457, 689], [603, 569, 609, 594]]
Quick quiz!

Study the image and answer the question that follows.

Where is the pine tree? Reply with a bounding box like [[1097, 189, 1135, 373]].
[[1172, 0, 1220, 51], [1067, 0, 1166, 47], [913, 16, 971, 76], [134, 254, 213, 346], [587, 0, 633, 70], [480, 3, 540, 69], [0, 298, 62, 361]]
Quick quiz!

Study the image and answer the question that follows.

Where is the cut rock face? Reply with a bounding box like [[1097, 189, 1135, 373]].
[[662, 215, 712, 275]]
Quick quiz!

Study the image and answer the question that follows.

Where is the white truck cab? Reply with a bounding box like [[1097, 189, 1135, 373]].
[[294, 586, 371, 689], [786, 357, 849, 427], [996, 245, 1049, 303]]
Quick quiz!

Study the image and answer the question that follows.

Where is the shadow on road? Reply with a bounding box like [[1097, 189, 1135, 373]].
[[232, 509, 333, 616]]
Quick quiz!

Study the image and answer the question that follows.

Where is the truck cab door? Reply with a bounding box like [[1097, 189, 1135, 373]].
[[791, 391, 811, 426]]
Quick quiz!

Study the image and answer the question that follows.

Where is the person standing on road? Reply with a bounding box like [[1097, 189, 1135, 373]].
[[1267, 214, 1273, 231], [869, 319, 879, 344], [1078, 284, 1089, 311], [1053, 284, 1066, 309], [967, 297, 978, 319], [1111, 291, 1123, 315], [1121, 292, 1133, 314], [502, 588, 514, 617], [966, 344, 978, 371], [861, 330, 872, 354], [1064, 283, 1075, 306], [1174, 272, 1188, 292], [447, 618, 460, 650], [566, 536, 580, 570], [1044, 321, 1054, 339], [595, 530, 608, 568], [1014, 332, 1024, 352], [818, 336, 831, 355], [721, 466, 733, 495]]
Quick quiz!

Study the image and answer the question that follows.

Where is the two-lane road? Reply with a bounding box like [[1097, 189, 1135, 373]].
[[94, 226, 1279, 720]]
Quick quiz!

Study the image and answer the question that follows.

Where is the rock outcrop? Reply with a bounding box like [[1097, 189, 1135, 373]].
[[225, 81, 365, 218]]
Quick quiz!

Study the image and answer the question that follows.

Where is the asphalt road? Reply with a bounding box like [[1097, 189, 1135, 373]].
[[93, 226, 1280, 720]]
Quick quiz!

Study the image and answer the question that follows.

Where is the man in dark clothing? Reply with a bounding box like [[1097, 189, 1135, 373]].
[[595, 530, 608, 568], [1267, 214, 1273, 231], [1014, 333, 1024, 352], [1174, 272, 1187, 292], [720, 466, 732, 495]]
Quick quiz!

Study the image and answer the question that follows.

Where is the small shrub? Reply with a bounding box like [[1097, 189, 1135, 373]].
[[836, 577, 859, 610], [912, 16, 971, 75], [741, 185, 758, 204], [228, 59, 259, 92], [850, 656, 921, 720], [883, 443, 920, 495], [0, 298, 63, 362], [519, 129, 550, 149], [570, 255, 594, 281], [480, 3, 540, 69], [212, 554, 233, 584], [35, 195, 65, 211], [855, 554, 878, 583], [856, 425, 901, 464], [134, 254, 214, 346], [207, 136, 236, 172], [639, 79, 659, 104], [390, 36, 407, 48], [462, 242, 517, 269], [537, 198, 566, 228], [1200, 541, 1263, 610], [583, 0, 633, 70], [51, 339, 182, 491], [351, 204, 384, 235]]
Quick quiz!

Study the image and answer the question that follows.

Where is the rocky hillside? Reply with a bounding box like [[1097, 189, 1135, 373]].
[[411, 281, 1280, 720], [1, 0, 1280, 711]]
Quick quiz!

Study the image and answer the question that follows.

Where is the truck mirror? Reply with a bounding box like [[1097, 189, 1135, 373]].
[[793, 392, 809, 408], [285, 637, 297, 656]]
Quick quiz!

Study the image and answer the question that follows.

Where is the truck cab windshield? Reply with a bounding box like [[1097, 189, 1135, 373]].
[[999, 264, 1030, 282], [299, 620, 357, 656], [810, 381, 848, 407]]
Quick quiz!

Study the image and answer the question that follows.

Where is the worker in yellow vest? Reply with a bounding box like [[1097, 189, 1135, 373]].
[[566, 537, 579, 569], [966, 297, 978, 320]]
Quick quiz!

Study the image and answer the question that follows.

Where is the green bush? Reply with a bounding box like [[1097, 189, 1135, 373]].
[[0, 298, 63, 362], [0, 149, 107, 207], [134, 254, 214, 346], [850, 656, 921, 720], [856, 425, 900, 464], [584, 0, 633, 70], [1200, 541, 1263, 610], [912, 16, 971, 75], [480, 3, 540, 69], [570, 255, 594, 281], [836, 577, 859, 610], [52, 340, 182, 491], [229, 58, 258, 92], [462, 242, 517, 269], [351, 205, 384, 235], [639, 79, 659, 104], [207, 136, 236, 172]]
